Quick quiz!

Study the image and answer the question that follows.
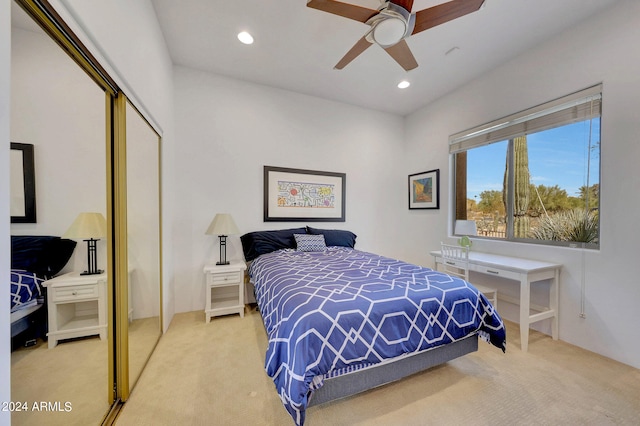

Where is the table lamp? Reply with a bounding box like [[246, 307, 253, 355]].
[[455, 220, 477, 249], [63, 212, 107, 275], [205, 214, 240, 265]]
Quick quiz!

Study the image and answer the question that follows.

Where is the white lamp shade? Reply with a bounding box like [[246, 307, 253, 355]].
[[63, 212, 107, 239], [455, 220, 477, 236], [205, 214, 240, 236]]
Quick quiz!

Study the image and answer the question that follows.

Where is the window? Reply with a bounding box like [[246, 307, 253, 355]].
[[450, 85, 601, 248]]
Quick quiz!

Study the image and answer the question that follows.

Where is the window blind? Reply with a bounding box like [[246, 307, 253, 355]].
[[449, 84, 602, 154]]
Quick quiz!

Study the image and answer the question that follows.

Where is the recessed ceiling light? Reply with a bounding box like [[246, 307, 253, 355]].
[[237, 31, 254, 45], [397, 80, 410, 89]]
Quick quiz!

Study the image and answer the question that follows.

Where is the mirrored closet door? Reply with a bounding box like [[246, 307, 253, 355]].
[[124, 100, 162, 395], [10, 0, 163, 423], [10, 2, 111, 425]]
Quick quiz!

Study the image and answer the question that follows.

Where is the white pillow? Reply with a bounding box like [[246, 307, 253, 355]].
[[294, 234, 326, 252]]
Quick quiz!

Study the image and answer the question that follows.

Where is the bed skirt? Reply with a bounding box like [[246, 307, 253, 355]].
[[308, 333, 478, 407]]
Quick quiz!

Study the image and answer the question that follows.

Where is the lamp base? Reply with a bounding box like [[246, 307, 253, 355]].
[[81, 238, 103, 276], [81, 269, 104, 276], [216, 235, 230, 266]]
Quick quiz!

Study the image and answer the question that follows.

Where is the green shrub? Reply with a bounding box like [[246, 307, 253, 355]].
[[531, 209, 599, 243]]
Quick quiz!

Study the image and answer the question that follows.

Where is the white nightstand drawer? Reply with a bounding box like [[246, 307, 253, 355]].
[[51, 284, 98, 302], [207, 272, 241, 286]]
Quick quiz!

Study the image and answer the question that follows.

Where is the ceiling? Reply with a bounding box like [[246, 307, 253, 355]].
[[12, 1, 621, 116], [149, 0, 619, 116]]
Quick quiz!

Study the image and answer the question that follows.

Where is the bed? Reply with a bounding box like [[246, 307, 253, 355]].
[[10, 235, 76, 347], [241, 227, 506, 425]]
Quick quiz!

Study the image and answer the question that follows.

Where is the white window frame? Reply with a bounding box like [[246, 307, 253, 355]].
[[449, 84, 602, 248]]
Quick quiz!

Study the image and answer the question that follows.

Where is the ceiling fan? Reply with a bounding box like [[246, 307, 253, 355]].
[[307, 0, 485, 71]]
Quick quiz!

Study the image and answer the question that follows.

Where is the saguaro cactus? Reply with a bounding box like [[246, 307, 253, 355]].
[[503, 136, 531, 238]]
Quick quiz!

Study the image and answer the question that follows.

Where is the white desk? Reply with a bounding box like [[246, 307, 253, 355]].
[[430, 250, 561, 352]]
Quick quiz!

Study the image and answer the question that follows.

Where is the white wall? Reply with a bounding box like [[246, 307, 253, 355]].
[[11, 17, 161, 322], [404, 0, 640, 368], [172, 66, 406, 313], [10, 26, 107, 273], [53, 0, 176, 330], [1, 0, 11, 422]]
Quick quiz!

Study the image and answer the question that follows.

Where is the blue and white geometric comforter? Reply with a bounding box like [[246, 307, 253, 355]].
[[249, 247, 506, 425], [10, 269, 44, 313]]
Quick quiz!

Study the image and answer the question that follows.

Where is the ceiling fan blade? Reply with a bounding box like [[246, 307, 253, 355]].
[[390, 0, 415, 13], [334, 36, 373, 69], [307, 0, 378, 23], [412, 0, 485, 35], [384, 39, 418, 71]]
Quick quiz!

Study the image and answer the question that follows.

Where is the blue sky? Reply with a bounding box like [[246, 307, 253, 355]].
[[466, 119, 600, 201]]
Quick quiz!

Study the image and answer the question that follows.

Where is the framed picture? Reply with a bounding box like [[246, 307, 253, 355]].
[[264, 166, 346, 222], [408, 169, 439, 210], [10, 142, 37, 223]]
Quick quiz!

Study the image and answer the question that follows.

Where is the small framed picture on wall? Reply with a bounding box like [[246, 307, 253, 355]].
[[408, 169, 439, 210]]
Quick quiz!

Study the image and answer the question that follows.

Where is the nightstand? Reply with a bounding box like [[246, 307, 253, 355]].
[[43, 271, 107, 349], [203, 263, 247, 322]]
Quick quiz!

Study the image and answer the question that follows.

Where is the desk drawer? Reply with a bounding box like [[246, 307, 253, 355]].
[[441, 258, 466, 269], [207, 272, 241, 286], [474, 265, 521, 281], [51, 284, 98, 302]]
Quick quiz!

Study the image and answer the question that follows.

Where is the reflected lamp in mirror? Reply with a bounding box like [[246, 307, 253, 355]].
[[205, 214, 240, 266], [63, 212, 107, 275], [455, 220, 477, 249]]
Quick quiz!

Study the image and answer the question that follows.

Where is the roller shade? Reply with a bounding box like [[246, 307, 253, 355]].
[[450, 84, 602, 154]]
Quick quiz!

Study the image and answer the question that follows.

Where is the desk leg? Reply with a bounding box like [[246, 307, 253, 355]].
[[520, 278, 531, 352], [550, 269, 559, 340]]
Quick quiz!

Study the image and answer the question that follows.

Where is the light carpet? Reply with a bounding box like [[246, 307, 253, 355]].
[[10, 316, 160, 426], [116, 308, 640, 426]]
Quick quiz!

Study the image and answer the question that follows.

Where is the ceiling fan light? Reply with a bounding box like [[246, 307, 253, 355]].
[[372, 18, 406, 47], [237, 31, 254, 45]]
